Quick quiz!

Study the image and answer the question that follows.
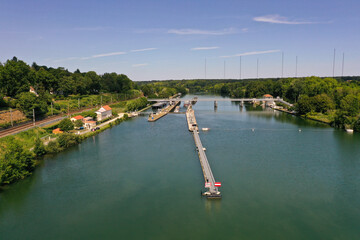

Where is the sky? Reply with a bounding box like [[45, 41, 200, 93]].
[[1, 0, 360, 81]]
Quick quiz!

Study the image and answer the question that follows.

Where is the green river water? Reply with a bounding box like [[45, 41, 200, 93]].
[[1, 95, 360, 239]]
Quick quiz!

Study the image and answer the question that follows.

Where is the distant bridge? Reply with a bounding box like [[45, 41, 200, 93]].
[[148, 97, 293, 107]]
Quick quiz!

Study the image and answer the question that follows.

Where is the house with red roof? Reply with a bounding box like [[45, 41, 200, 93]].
[[52, 128, 63, 134], [95, 105, 112, 121], [263, 94, 273, 99], [70, 115, 84, 122]]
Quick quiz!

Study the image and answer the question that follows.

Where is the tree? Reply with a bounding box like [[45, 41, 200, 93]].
[[74, 119, 84, 128], [57, 133, 81, 148], [296, 95, 314, 115], [1, 57, 32, 97], [15, 92, 48, 117], [0, 139, 35, 185], [34, 137, 46, 156], [58, 118, 74, 131], [340, 94, 360, 117], [312, 94, 335, 113], [353, 117, 360, 132]]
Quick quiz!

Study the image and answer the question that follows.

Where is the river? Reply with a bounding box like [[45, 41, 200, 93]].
[[1, 94, 359, 239]]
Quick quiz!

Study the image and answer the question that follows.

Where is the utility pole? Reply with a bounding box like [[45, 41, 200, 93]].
[[257, 58, 259, 79], [342, 52, 345, 77], [10, 108, 13, 127], [67, 101, 70, 117], [333, 48, 336, 77], [78, 98, 80, 109], [295, 56, 298, 78], [101, 95, 103, 106], [33, 108, 35, 126], [51, 102, 53, 115], [281, 52, 284, 78], [223, 60, 226, 79], [205, 58, 207, 79], [239, 56, 242, 80]]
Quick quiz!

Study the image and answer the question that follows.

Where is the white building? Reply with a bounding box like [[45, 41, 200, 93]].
[[95, 105, 112, 121]]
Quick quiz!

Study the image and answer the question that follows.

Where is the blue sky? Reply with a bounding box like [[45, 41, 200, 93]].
[[1, 0, 359, 81]]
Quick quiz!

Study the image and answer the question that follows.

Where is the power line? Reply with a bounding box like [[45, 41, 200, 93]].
[[239, 56, 242, 80], [342, 52, 345, 77], [332, 48, 336, 77], [281, 52, 284, 78], [295, 56, 298, 78]]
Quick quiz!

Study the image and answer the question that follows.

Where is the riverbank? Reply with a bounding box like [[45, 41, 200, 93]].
[[0, 96, 150, 187], [273, 107, 336, 126]]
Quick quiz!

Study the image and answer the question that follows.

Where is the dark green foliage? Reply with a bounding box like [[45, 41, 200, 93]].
[[340, 94, 360, 117], [125, 97, 148, 111], [46, 141, 61, 153], [296, 95, 314, 115], [311, 94, 335, 113], [0, 139, 35, 185], [353, 117, 360, 132], [57, 133, 81, 148], [0, 56, 136, 100], [74, 119, 84, 128], [34, 137, 46, 157], [15, 92, 48, 117], [58, 118, 74, 131]]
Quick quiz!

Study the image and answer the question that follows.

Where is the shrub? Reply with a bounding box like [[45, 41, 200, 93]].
[[34, 137, 46, 157], [57, 133, 81, 149], [0, 139, 35, 185], [58, 118, 74, 131], [46, 141, 61, 153]]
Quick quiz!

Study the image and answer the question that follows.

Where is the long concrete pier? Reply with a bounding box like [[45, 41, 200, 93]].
[[186, 106, 221, 198], [148, 101, 180, 122]]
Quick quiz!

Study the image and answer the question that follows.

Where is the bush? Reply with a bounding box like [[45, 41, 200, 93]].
[[46, 141, 61, 153], [74, 119, 84, 128], [58, 118, 74, 131], [125, 97, 148, 111], [0, 139, 35, 185], [34, 137, 46, 157], [57, 133, 81, 148]]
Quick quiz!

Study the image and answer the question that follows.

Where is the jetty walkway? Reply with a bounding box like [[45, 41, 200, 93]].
[[148, 100, 180, 122], [186, 106, 221, 198]]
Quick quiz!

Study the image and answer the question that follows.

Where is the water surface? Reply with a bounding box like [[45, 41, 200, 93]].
[[1, 95, 359, 239]]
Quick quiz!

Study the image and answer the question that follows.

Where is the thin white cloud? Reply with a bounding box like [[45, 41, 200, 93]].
[[220, 50, 281, 58], [53, 57, 80, 63], [253, 15, 319, 25], [81, 51, 126, 60], [131, 48, 157, 52], [132, 63, 148, 67], [168, 28, 236, 35], [72, 26, 112, 31], [191, 47, 219, 51]]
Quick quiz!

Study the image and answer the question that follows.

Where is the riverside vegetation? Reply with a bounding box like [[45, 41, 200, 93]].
[[139, 76, 360, 131], [0, 57, 143, 186]]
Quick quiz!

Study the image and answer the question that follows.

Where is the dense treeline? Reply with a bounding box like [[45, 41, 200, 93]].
[[0, 57, 135, 97], [139, 77, 360, 130], [0, 57, 138, 118]]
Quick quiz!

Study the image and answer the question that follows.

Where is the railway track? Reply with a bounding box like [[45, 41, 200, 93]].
[[0, 106, 96, 138]]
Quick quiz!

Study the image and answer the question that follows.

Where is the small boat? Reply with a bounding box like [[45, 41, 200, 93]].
[[346, 129, 354, 134], [202, 128, 209, 131]]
